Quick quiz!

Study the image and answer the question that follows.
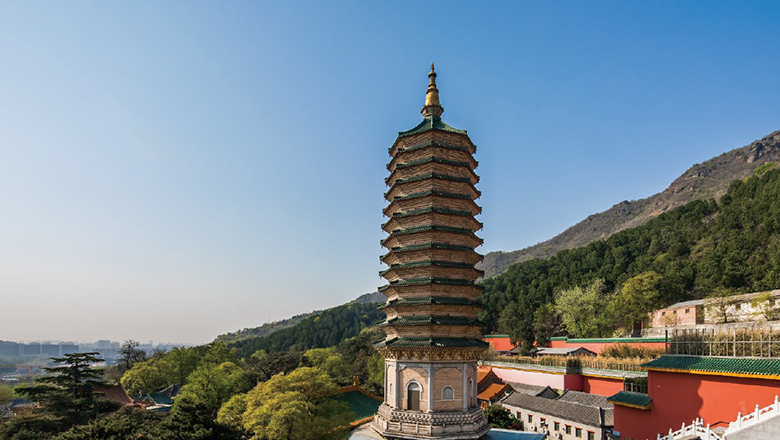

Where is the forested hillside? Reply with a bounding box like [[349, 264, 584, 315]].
[[479, 164, 780, 347], [216, 292, 383, 343], [229, 302, 383, 358], [479, 131, 780, 278]]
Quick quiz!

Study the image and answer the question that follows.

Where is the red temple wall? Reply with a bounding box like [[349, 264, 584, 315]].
[[615, 371, 780, 440], [581, 375, 624, 397]]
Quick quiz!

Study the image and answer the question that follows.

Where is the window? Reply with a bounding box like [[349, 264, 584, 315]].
[[442, 386, 454, 400], [587, 431, 595, 440], [576, 428, 582, 437], [528, 414, 533, 423], [673, 310, 677, 315], [662, 311, 666, 316], [540, 418, 546, 427], [685, 308, 690, 314], [565, 425, 572, 434], [516, 411, 521, 418], [554, 422, 560, 431], [389, 382, 393, 395]]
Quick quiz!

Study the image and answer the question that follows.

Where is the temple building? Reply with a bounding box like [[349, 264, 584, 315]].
[[372, 64, 490, 439]]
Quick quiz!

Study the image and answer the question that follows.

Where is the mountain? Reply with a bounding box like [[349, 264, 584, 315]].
[[479, 165, 780, 346], [215, 292, 383, 343], [229, 301, 384, 358], [478, 131, 780, 278]]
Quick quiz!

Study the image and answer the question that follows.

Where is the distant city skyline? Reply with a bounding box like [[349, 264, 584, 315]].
[[1, 2, 779, 343]]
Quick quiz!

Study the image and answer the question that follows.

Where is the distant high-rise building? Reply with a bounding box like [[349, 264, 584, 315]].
[[96, 340, 111, 349]]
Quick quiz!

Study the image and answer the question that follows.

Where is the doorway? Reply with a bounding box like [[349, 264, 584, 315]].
[[407, 382, 421, 411]]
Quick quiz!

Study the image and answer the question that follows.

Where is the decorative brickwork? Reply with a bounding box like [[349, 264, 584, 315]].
[[371, 65, 489, 439]]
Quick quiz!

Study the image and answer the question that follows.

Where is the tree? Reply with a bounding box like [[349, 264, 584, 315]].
[[302, 348, 351, 386], [365, 353, 385, 396], [176, 362, 247, 417], [555, 279, 615, 338], [118, 341, 147, 372], [608, 272, 662, 332], [246, 350, 302, 382], [120, 357, 171, 398], [216, 393, 248, 431], [532, 302, 561, 345], [153, 394, 241, 440], [484, 404, 516, 429], [707, 287, 739, 323], [166, 346, 200, 385], [498, 302, 527, 349], [55, 406, 162, 440], [241, 367, 353, 440], [3, 353, 116, 439], [0, 383, 15, 402]]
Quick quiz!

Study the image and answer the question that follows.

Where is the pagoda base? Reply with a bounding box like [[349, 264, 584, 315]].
[[371, 404, 489, 440]]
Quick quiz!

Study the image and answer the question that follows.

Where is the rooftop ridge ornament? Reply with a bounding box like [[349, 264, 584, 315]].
[[421, 62, 444, 117]]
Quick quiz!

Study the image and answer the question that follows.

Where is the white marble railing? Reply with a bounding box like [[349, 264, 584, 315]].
[[724, 395, 780, 436], [654, 418, 722, 440], [649, 395, 779, 440]]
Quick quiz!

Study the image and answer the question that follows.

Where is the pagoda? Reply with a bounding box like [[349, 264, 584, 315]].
[[372, 64, 490, 439]]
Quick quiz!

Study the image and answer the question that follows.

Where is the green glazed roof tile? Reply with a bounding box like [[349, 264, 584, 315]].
[[385, 225, 474, 237], [565, 337, 666, 344], [329, 391, 382, 422], [390, 207, 474, 219], [379, 296, 479, 309], [378, 315, 480, 327], [378, 277, 482, 292], [607, 391, 652, 409], [394, 156, 473, 170], [379, 260, 480, 276], [641, 355, 780, 378], [397, 116, 468, 138], [375, 337, 489, 348], [392, 172, 472, 185], [392, 189, 473, 201], [392, 140, 474, 155], [384, 242, 475, 253]]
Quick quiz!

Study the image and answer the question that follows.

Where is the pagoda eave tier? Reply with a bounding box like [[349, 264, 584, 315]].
[[378, 284, 483, 301], [378, 277, 483, 291], [389, 136, 476, 157], [386, 161, 479, 187], [381, 245, 483, 267], [382, 328, 482, 340], [388, 148, 478, 173], [380, 228, 483, 249], [384, 176, 481, 201], [380, 261, 484, 282], [382, 208, 483, 233], [383, 195, 481, 218]]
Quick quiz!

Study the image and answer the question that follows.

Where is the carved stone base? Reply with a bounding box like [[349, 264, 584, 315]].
[[371, 403, 489, 440]]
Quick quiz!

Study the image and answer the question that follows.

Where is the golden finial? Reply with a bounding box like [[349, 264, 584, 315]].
[[421, 62, 444, 117]]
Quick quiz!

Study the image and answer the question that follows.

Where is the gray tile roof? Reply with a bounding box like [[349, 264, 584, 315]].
[[501, 390, 614, 428], [504, 382, 546, 396], [535, 347, 597, 356], [557, 390, 609, 407], [664, 299, 705, 309]]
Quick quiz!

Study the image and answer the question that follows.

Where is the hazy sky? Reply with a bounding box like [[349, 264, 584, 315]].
[[1, 2, 779, 344]]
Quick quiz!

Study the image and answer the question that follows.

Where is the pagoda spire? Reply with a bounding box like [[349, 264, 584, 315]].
[[421, 62, 444, 117]]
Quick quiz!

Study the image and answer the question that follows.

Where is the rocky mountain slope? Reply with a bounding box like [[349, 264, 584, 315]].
[[478, 131, 780, 278]]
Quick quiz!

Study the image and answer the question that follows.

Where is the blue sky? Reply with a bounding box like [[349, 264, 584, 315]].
[[1, 1, 778, 344]]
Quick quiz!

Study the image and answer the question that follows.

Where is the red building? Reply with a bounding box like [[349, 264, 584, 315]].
[[608, 355, 780, 440]]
